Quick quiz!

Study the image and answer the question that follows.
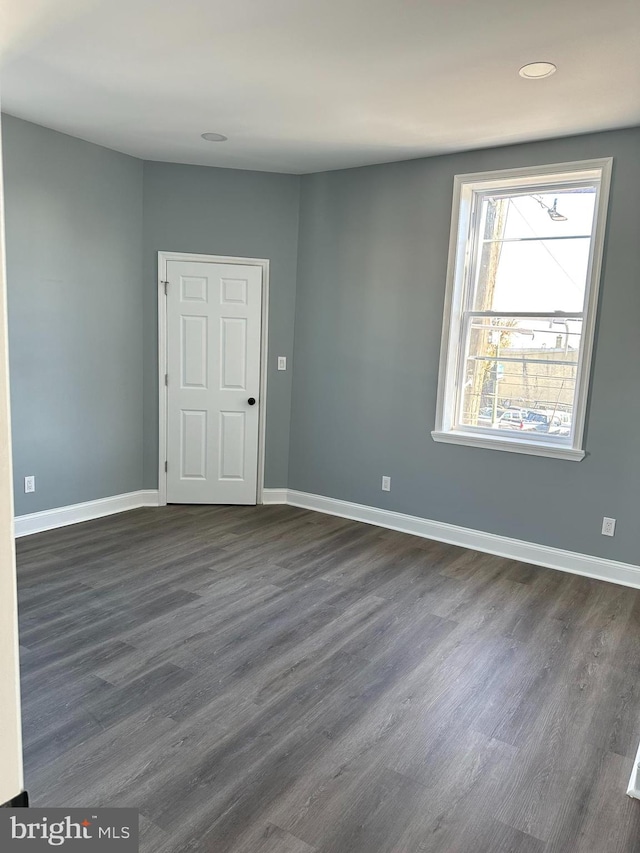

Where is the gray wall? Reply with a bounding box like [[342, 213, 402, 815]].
[[2, 115, 144, 515], [142, 162, 300, 489], [289, 127, 640, 564], [4, 113, 640, 566]]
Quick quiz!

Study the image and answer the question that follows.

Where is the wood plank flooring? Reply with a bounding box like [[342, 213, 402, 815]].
[[15, 504, 640, 852]]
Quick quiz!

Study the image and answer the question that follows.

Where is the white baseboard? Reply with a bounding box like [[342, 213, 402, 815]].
[[261, 488, 288, 505], [284, 489, 640, 591], [628, 741, 640, 799], [14, 486, 640, 592], [14, 490, 159, 538]]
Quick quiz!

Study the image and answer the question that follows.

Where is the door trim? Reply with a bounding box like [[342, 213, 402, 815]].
[[157, 251, 270, 507]]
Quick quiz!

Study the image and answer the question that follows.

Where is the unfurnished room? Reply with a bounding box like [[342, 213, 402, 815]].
[[0, 1, 640, 851]]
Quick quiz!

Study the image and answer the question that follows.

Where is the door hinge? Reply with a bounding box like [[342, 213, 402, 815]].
[[165, 373, 168, 386], [165, 461, 168, 473], [161, 280, 168, 294]]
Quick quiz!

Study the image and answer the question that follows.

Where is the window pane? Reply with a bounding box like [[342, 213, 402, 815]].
[[472, 190, 597, 313], [459, 316, 582, 436], [473, 238, 591, 313], [491, 189, 597, 241]]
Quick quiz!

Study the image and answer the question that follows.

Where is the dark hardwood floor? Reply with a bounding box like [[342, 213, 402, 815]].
[[15, 504, 640, 852]]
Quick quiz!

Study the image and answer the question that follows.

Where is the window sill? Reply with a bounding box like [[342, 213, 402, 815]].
[[431, 429, 586, 461]]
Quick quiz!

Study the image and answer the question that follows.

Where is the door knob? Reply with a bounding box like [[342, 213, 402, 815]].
[[248, 397, 256, 406]]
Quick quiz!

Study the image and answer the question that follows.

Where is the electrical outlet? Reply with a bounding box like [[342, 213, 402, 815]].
[[24, 475, 36, 494], [381, 475, 391, 492], [602, 517, 616, 537], [277, 356, 287, 371]]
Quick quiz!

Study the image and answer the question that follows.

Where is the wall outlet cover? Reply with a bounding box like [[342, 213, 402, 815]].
[[602, 517, 616, 537]]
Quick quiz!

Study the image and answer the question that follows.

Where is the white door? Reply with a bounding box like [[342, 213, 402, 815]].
[[165, 260, 263, 504]]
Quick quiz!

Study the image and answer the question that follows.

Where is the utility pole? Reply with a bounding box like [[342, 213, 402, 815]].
[[467, 198, 508, 425]]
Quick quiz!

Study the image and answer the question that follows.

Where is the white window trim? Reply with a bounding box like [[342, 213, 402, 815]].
[[432, 157, 613, 462]]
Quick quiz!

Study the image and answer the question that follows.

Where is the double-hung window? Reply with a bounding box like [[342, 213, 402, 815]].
[[433, 158, 612, 461]]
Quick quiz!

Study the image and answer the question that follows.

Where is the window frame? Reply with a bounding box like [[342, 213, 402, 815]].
[[432, 158, 613, 461]]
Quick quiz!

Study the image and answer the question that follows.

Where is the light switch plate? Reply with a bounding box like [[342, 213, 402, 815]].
[[277, 356, 287, 371]]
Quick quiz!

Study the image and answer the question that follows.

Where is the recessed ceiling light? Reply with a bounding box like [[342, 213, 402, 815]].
[[201, 132, 228, 142], [519, 62, 557, 79]]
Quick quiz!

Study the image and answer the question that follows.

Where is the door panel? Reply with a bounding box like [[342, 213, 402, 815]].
[[181, 410, 207, 479], [166, 260, 262, 504], [220, 318, 247, 389], [219, 411, 245, 479], [181, 316, 208, 387]]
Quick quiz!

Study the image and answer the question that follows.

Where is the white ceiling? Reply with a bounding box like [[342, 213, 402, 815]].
[[2, 0, 640, 174]]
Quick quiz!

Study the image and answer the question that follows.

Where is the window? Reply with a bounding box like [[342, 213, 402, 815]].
[[433, 158, 612, 461]]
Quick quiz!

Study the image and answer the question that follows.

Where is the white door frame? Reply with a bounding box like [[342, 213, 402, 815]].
[[157, 251, 270, 507]]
